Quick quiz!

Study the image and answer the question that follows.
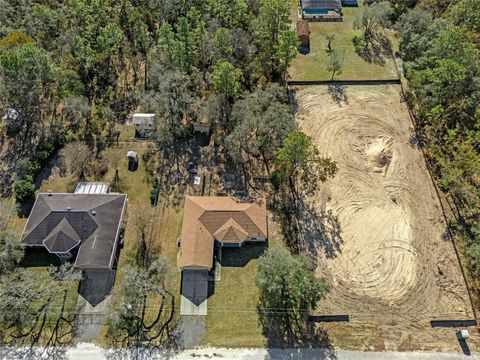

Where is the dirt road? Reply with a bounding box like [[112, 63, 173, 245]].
[[294, 85, 478, 351]]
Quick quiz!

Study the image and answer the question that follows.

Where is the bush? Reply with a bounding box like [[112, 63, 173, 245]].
[[149, 178, 159, 206], [13, 176, 35, 204], [16, 160, 41, 179]]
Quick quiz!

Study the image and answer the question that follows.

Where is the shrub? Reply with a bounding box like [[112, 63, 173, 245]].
[[13, 176, 35, 204]]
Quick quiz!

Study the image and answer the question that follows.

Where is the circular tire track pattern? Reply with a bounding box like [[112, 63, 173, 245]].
[[295, 86, 474, 328]]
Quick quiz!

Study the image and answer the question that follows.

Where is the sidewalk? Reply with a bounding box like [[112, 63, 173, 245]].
[[63, 343, 480, 360]]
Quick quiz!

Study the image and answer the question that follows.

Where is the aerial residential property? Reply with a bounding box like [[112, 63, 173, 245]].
[[0, 0, 479, 359], [21, 192, 127, 269], [178, 196, 267, 315], [177, 196, 268, 270]]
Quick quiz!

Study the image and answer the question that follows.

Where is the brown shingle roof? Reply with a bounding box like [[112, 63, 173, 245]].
[[296, 20, 310, 38], [177, 196, 267, 269]]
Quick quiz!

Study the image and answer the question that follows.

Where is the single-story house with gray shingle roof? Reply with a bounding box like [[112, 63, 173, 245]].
[[21, 193, 127, 269]]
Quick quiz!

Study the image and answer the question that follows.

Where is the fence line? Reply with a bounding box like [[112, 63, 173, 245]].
[[288, 79, 400, 86], [395, 59, 479, 326]]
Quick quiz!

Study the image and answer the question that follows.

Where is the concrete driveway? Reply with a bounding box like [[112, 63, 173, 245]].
[[180, 270, 208, 316]]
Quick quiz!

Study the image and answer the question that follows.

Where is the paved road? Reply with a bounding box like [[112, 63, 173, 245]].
[[60, 343, 480, 360]]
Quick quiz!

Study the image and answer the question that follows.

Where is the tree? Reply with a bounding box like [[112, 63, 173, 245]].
[[210, 59, 242, 99], [107, 259, 176, 350], [327, 50, 343, 80], [206, 0, 249, 28], [254, 0, 291, 75], [353, 2, 392, 51], [0, 268, 78, 359], [0, 43, 60, 135], [326, 33, 335, 53], [146, 68, 198, 140], [0, 30, 34, 52], [395, 9, 436, 62], [65, 0, 125, 100], [256, 245, 328, 345], [0, 230, 23, 275], [227, 84, 296, 175], [274, 30, 299, 80], [61, 141, 90, 182], [273, 131, 337, 200], [13, 176, 35, 204], [448, 0, 480, 33]]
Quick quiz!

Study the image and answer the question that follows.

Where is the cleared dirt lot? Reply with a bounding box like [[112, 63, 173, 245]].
[[294, 85, 478, 351]]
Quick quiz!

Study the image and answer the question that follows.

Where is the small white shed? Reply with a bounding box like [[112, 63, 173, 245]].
[[127, 151, 139, 171], [2, 108, 21, 133], [132, 113, 156, 138]]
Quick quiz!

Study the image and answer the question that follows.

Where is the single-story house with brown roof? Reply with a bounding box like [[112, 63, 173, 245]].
[[177, 196, 268, 270], [21, 193, 127, 269]]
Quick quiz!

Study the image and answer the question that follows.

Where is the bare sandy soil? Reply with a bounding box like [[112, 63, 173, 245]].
[[294, 85, 478, 351]]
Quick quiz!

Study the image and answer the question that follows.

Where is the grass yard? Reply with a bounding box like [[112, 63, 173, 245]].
[[203, 244, 265, 347], [289, 1, 399, 81], [97, 206, 184, 345], [26, 266, 80, 310], [203, 220, 285, 347]]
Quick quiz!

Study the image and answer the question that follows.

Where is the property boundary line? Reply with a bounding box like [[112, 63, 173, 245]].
[[287, 79, 400, 86], [397, 77, 479, 327], [287, 68, 478, 326]]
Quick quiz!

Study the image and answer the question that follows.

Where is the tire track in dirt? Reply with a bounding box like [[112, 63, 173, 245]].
[[294, 85, 473, 326]]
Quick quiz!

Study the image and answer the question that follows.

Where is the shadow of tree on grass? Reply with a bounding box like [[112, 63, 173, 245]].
[[271, 197, 343, 267], [352, 33, 392, 66], [258, 308, 337, 359]]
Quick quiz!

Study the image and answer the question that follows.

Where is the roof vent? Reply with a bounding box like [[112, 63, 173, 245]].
[[66, 206, 72, 211], [91, 210, 96, 216]]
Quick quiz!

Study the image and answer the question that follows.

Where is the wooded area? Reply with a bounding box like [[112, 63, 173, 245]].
[[395, 0, 480, 290], [0, 0, 335, 352], [0, 0, 479, 353]]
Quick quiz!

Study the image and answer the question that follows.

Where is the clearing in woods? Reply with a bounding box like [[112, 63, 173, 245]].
[[293, 85, 478, 351]]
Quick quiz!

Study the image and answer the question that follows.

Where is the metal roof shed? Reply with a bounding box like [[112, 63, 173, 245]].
[[132, 113, 156, 138]]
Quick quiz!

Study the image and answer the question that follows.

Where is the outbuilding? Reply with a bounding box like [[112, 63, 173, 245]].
[[296, 20, 310, 47], [132, 113, 156, 138], [127, 151, 138, 171]]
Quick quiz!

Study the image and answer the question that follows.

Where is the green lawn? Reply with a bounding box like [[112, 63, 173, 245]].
[[289, 2, 399, 81], [203, 226, 285, 347], [203, 244, 266, 347]]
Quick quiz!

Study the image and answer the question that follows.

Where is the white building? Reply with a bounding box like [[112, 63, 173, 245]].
[[132, 113, 156, 138]]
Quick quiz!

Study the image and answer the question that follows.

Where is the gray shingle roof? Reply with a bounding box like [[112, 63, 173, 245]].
[[22, 193, 127, 269], [42, 218, 81, 253]]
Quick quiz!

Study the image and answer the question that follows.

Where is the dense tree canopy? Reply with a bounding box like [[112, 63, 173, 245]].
[[256, 245, 328, 345], [0, 0, 298, 199], [397, 3, 480, 283]]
